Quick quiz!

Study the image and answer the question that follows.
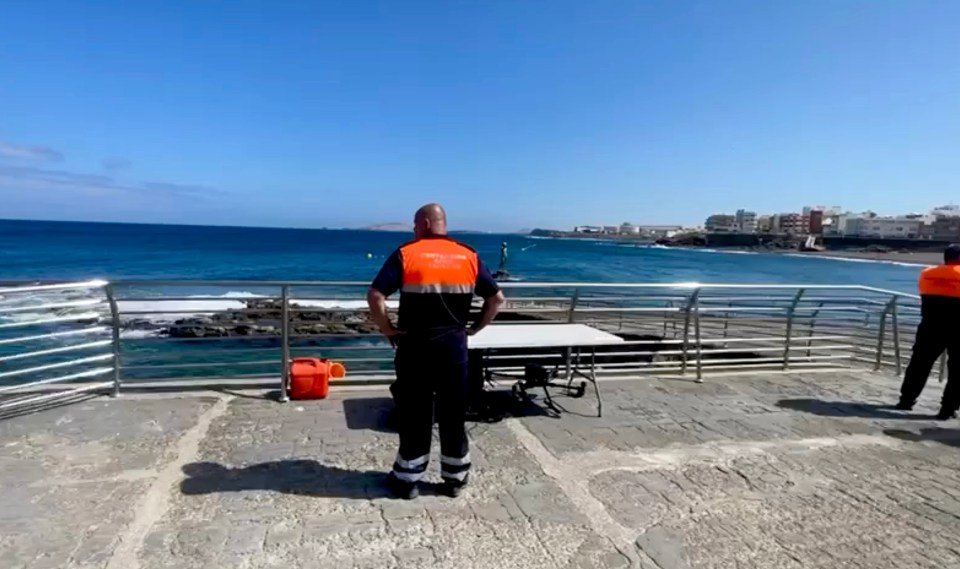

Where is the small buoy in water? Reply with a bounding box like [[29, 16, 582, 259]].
[[366, 252, 373, 259]]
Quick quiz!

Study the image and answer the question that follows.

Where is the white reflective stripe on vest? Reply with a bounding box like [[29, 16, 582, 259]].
[[401, 283, 474, 294], [395, 453, 429, 470], [440, 453, 471, 466]]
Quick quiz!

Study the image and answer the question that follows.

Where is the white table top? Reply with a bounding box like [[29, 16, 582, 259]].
[[468, 324, 624, 350]]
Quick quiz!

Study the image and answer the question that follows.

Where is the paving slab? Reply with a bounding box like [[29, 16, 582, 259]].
[[1, 369, 959, 568]]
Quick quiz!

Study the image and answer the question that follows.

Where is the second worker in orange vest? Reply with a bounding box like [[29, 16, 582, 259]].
[[367, 203, 505, 499], [897, 244, 960, 420]]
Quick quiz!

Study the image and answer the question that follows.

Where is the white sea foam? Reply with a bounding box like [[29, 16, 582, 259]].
[[782, 253, 930, 269], [291, 298, 398, 310], [113, 292, 396, 324], [115, 291, 267, 323], [120, 329, 161, 339], [0, 287, 388, 330]]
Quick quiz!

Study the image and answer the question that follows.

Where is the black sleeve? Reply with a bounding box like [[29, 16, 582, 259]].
[[475, 259, 501, 299], [371, 249, 403, 296]]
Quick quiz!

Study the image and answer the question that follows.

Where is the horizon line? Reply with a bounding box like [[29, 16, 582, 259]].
[[0, 217, 526, 234]]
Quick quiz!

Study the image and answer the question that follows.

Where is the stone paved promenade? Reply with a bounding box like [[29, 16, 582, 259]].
[[2, 370, 960, 569]]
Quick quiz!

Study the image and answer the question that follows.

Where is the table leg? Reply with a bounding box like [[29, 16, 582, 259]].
[[591, 348, 602, 417]]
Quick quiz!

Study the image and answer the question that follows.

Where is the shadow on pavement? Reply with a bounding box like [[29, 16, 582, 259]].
[[342, 397, 394, 433], [776, 398, 937, 420], [180, 460, 450, 499], [342, 389, 556, 434], [883, 428, 960, 449]]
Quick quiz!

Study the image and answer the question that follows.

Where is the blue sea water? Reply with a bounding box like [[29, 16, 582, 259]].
[[0, 219, 925, 292], [0, 219, 928, 383]]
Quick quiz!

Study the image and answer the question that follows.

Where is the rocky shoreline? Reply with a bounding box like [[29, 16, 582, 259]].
[[125, 299, 380, 338], [124, 299, 551, 338]]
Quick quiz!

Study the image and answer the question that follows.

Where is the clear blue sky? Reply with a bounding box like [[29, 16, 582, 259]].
[[2, 1, 959, 231]]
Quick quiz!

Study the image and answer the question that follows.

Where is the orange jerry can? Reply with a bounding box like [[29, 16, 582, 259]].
[[289, 357, 346, 400]]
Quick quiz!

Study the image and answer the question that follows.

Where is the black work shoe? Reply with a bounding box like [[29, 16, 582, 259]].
[[440, 482, 465, 498], [386, 473, 419, 500], [895, 401, 913, 411], [936, 409, 958, 421]]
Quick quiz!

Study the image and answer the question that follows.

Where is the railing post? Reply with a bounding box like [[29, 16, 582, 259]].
[[722, 300, 732, 348], [663, 300, 672, 336], [681, 289, 700, 375], [874, 299, 892, 371], [806, 301, 824, 359], [693, 294, 703, 382], [939, 354, 947, 384], [890, 296, 902, 375], [568, 289, 580, 323], [279, 285, 291, 402], [782, 289, 805, 371], [104, 283, 122, 397]]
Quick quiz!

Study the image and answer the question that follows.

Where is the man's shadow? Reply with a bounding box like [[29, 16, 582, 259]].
[[180, 460, 446, 499], [776, 398, 937, 420], [883, 428, 960, 449]]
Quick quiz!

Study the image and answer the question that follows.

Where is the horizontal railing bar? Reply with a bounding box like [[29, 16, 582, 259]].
[[116, 296, 274, 303], [588, 354, 853, 368], [289, 345, 390, 352], [125, 346, 284, 358], [0, 366, 115, 395], [123, 334, 283, 343], [0, 327, 110, 346], [120, 373, 279, 382], [117, 309, 283, 316], [0, 280, 107, 295], [0, 353, 115, 382], [0, 298, 105, 314], [121, 360, 279, 371], [0, 312, 102, 330], [0, 340, 114, 364], [10, 279, 919, 299], [0, 381, 115, 411]]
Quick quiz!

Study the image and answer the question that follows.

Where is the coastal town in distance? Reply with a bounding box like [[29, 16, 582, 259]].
[[533, 203, 960, 263]]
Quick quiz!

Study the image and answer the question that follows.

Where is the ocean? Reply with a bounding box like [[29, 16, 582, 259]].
[[0, 219, 925, 384], [0, 219, 926, 290]]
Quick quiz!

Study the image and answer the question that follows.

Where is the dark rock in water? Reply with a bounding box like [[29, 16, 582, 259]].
[[156, 299, 380, 338], [166, 325, 206, 338], [124, 318, 157, 331], [152, 296, 532, 338]]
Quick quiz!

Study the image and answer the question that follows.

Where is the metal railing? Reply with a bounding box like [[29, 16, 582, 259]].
[[0, 280, 118, 413], [0, 279, 943, 411]]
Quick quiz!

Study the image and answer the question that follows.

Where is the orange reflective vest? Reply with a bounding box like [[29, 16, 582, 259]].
[[399, 238, 479, 294], [395, 237, 480, 333], [918, 264, 960, 299]]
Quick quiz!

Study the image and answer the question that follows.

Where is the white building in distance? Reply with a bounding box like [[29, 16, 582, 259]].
[[844, 216, 922, 239], [736, 209, 758, 233]]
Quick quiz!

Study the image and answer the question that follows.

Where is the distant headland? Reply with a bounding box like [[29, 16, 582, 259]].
[[362, 223, 412, 232]]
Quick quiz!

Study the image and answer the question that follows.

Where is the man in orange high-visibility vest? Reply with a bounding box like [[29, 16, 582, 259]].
[[367, 203, 505, 499], [897, 244, 960, 420]]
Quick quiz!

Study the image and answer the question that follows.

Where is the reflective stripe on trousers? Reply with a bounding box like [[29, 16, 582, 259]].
[[392, 453, 429, 482], [440, 452, 471, 484]]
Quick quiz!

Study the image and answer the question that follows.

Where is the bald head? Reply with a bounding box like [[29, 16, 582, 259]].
[[414, 203, 447, 238]]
